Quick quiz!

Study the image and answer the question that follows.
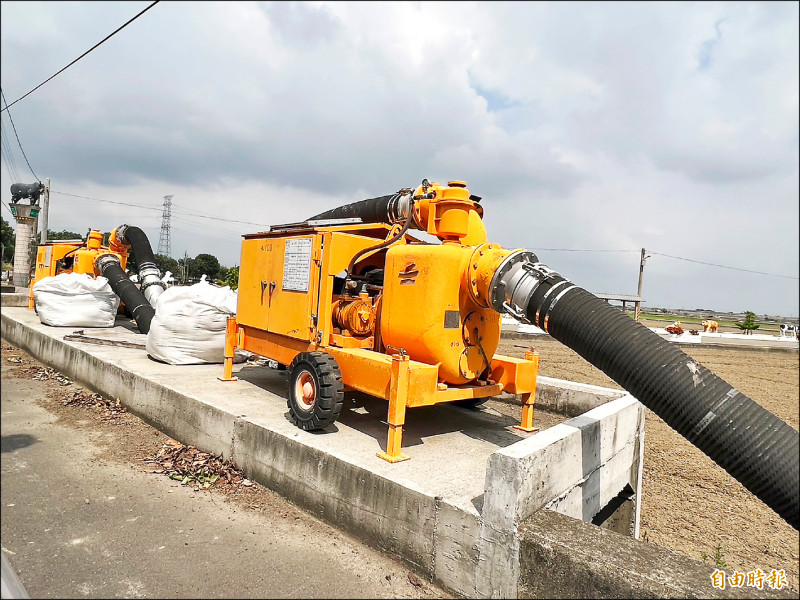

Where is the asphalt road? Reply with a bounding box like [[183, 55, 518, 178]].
[[0, 345, 450, 599]]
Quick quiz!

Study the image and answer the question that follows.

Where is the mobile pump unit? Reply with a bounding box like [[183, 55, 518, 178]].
[[224, 180, 540, 463], [28, 225, 165, 334], [223, 179, 798, 531]]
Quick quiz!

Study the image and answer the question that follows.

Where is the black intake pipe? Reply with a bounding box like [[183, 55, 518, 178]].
[[96, 254, 155, 334], [309, 193, 411, 226], [500, 257, 799, 529], [114, 225, 165, 306]]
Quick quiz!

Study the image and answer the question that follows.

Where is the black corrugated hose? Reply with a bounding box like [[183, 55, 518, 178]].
[[96, 256, 155, 334], [309, 194, 397, 224], [523, 267, 799, 530], [121, 225, 159, 276]]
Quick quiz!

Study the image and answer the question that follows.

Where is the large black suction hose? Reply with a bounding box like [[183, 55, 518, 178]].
[[96, 254, 155, 334], [114, 225, 165, 306], [308, 192, 413, 225], [491, 251, 799, 529]]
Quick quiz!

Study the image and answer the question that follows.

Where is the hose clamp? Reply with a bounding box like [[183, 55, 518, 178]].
[[140, 279, 167, 291], [95, 252, 121, 271], [388, 191, 414, 225], [115, 224, 129, 244]]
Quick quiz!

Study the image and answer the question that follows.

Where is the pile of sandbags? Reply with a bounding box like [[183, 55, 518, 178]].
[[32, 272, 120, 327], [146, 279, 238, 365]]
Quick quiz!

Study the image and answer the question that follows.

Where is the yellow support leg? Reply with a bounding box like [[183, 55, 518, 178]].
[[377, 354, 411, 463], [218, 316, 239, 382], [514, 350, 539, 433]]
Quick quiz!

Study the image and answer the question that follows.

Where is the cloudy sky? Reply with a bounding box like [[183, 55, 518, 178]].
[[1, 1, 798, 317]]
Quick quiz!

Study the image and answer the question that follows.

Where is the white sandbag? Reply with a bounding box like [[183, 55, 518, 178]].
[[33, 272, 120, 327], [146, 279, 238, 365]]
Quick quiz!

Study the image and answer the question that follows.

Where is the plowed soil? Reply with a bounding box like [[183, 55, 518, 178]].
[[497, 332, 799, 592]]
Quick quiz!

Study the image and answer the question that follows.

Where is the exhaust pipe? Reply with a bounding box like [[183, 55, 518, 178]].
[[489, 251, 799, 530], [95, 254, 155, 334], [112, 225, 166, 306]]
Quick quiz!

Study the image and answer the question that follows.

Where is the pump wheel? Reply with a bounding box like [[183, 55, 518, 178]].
[[287, 352, 344, 431]]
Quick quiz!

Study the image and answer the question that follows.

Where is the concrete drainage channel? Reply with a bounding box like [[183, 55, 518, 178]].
[[1, 302, 790, 599]]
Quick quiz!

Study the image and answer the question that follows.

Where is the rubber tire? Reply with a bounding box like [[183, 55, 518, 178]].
[[287, 352, 344, 431]]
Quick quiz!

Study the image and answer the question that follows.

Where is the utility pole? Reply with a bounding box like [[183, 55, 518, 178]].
[[635, 247, 650, 322], [39, 178, 50, 245]]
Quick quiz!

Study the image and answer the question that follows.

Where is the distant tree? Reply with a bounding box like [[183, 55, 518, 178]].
[[223, 266, 239, 291], [154, 254, 180, 278], [735, 311, 760, 335], [47, 229, 84, 241], [1, 216, 15, 265], [194, 253, 221, 281]]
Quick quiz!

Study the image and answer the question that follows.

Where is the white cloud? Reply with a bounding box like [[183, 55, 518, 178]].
[[1, 0, 797, 316]]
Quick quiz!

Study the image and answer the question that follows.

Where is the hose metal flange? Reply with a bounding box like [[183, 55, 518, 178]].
[[486, 250, 538, 317], [95, 252, 121, 271]]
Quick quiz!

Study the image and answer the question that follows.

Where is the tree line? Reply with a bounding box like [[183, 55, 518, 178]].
[[0, 220, 238, 288]]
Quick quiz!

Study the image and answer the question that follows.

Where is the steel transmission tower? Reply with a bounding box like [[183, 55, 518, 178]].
[[158, 195, 173, 257]]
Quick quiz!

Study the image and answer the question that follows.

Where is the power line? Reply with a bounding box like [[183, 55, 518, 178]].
[[0, 89, 39, 181], [648, 251, 798, 280], [51, 190, 163, 211], [51, 189, 271, 227], [533, 245, 798, 280], [1, 1, 161, 112], [1, 123, 22, 183], [530, 248, 637, 253]]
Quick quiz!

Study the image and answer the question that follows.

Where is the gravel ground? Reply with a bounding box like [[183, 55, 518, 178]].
[[1, 341, 451, 599]]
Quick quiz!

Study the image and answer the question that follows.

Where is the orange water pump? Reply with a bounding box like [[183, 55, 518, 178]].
[[28, 228, 129, 308], [223, 179, 541, 462]]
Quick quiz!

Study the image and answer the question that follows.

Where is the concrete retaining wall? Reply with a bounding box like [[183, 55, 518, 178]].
[[519, 509, 794, 599], [1, 292, 28, 307], [4, 307, 764, 599]]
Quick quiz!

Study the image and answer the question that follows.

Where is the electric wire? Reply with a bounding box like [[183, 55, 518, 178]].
[[51, 190, 271, 227], [0, 89, 39, 181], [1, 113, 22, 183], [1, 124, 22, 183], [1, 1, 161, 112], [51, 190, 163, 212], [531, 246, 797, 280], [648, 251, 799, 281], [529, 248, 637, 253]]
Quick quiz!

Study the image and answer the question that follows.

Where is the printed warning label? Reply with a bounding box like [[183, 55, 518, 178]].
[[282, 238, 313, 292]]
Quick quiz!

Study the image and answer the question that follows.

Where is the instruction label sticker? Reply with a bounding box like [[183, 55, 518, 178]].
[[282, 238, 313, 292]]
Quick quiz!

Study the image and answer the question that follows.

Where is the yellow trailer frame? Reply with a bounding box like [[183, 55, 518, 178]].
[[222, 317, 539, 462]]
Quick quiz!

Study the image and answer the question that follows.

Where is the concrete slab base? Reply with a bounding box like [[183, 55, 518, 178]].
[[2, 307, 651, 598]]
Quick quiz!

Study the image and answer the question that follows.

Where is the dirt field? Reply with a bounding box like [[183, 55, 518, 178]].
[[497, 328, 799, 592]]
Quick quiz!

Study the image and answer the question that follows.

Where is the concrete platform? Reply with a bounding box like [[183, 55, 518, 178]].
[[4, 306, 789, 599], [650, 329, 799, 350]]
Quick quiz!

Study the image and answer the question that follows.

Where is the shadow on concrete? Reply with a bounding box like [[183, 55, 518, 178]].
[[235, 364, 528, 452], [1, 433, 38, 453]]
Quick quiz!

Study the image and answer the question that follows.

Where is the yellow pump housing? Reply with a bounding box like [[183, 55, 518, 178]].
[[223, 180, 540, 462], [29, 228, 129, 308]]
